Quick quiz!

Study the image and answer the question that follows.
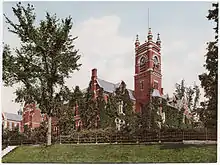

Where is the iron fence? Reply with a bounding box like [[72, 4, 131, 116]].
[[2, 130, 217, 146], [59, 131, 217, 144]]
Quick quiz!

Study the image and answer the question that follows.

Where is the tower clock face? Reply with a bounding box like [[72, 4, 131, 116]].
[[153, 55, 159, 65], [140, 57, 146, 66]]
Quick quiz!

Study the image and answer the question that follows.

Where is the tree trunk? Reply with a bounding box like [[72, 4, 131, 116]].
[[47, 116, 52, 146]]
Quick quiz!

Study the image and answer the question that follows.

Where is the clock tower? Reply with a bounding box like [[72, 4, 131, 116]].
[[134, 28, 163, 113]]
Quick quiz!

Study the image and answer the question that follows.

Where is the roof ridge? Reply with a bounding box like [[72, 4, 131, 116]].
[[97, 78, 118, 85]]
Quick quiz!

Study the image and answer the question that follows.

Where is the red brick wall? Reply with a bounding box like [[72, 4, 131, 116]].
[[134, 34, 162, 113]]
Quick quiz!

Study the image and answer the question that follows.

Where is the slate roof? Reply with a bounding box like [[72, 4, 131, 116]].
[[96, 78, 136, 101], [127, 89, 136, 101], [4, 112, 22, 121], [97, 78, 118, 93]]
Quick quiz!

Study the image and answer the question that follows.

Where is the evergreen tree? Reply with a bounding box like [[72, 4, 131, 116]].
[[199, 3, 218, 130], [3, 3, 81, 145]]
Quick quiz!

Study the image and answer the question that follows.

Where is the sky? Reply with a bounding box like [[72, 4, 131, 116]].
[[2, 1, 216, 114]]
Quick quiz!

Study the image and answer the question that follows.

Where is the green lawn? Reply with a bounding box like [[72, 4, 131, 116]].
[[2, 144, 217, 163]]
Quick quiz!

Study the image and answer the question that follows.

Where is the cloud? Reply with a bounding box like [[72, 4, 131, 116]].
[[66, 15, 134, 90], [2, 14, 212, 114]]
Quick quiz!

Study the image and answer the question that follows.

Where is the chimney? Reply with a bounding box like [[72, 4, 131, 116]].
[[91, 68, 97, 100], [91, 68, 97, 80]]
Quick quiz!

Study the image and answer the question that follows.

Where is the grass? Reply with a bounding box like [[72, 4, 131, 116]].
[[2, 144, 217, 163]]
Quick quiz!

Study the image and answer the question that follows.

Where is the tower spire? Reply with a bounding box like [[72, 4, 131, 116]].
[[148, 8, 150, 30], [147, 8, 153, 41]]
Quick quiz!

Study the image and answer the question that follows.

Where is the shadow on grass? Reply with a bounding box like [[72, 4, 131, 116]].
[[159, 143, 216, 150]]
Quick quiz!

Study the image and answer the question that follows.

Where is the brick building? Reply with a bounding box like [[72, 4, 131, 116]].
[[2, 111, 22, 131], [74, 68, 136, 130], [74, 27, 193, 129], [2, 103, 58, 133], [134, 28, 163, 113], [21, 103, 42, 132], [21, 103, 58, 133]]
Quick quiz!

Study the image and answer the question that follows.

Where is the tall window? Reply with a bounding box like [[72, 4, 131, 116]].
[[9, 122, 12, 130], [140, 81, 144, 90]]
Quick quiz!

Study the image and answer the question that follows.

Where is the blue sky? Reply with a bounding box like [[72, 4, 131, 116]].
[[2, 1, 215, 114]]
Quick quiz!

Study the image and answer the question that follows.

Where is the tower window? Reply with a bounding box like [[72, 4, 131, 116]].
[[140, 56, 146, 66], [140, 81, 144, 90], [153, 56, 159, 65]]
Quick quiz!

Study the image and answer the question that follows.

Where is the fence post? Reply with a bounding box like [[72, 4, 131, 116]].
[[182, 131, 184, 142], [59, 135, 61, 144], [96, 134, 98, 144], [77, 134, 80, 144], [205, 128, 208, 142], [136, 136, 139, 144], [159, 130, 161, 144], [115, 133, 118, 144]]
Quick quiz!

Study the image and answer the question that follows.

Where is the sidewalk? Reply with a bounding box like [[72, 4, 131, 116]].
[[2, 146, 17, 158]]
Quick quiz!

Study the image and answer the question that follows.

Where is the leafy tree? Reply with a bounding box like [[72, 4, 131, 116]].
[[192, 84, 200, 109], [31, 121, 48, 143], [199, 3, 218, 130], [185, 87, 195, 109], [3, 3, 81, 145], [53, 86, 84, 134], [175, 79, 185, 99]]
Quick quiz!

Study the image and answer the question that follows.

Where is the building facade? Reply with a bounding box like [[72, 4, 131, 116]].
[[2, 112, 22, 131], [134, 28, 163, 113], [21, 103, 42, 132]]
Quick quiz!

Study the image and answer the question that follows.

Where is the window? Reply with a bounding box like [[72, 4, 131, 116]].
[[140, 57, 146, 66], [140, 81, 144, 90], [118, 101, 124, 114], [9, 122, 12, 130], [153, 56, 159, 65]]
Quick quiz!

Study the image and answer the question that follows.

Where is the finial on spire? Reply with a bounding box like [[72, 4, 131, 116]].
[[157, 33, 160, 40], [156, 33, 161, 46], [147, 28, 153, 41], [135, 34, 140, 47], [136, 34, 139, 41]]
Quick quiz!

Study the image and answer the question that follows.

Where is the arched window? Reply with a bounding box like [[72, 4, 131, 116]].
[[153, 56, 159, 65]]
